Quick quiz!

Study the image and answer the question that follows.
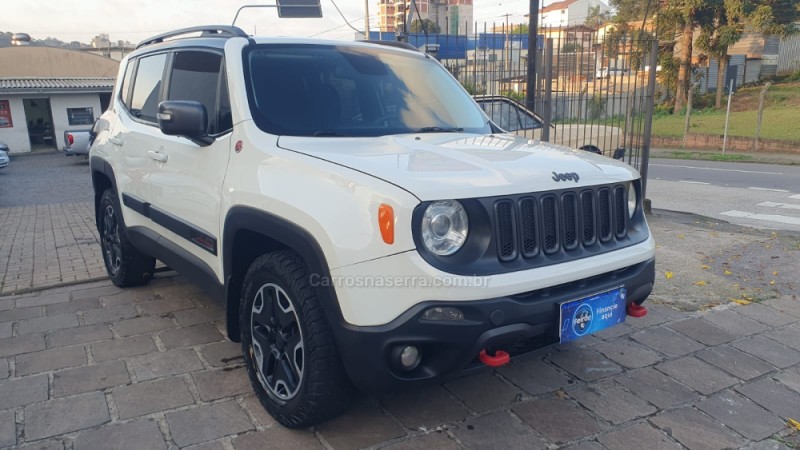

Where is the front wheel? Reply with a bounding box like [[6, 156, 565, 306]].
[[240, 251, 354, 428], [98, 189, 155, 287]]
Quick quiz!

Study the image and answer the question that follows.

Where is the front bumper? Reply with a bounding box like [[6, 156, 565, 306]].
[[331, 257, 654, 392]]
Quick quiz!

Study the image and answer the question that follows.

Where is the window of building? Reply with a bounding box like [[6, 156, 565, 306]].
[[67, 107, 95, 125], [130, 53, 168, 122]]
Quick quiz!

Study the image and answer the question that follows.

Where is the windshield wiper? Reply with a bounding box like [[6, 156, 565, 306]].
[[313, 131, 350, 137], [415, 126, 464, 133]]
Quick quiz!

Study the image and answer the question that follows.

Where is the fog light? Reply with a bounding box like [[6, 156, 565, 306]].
[[422, 306, 464, 321], [393, 345, 421, 371]]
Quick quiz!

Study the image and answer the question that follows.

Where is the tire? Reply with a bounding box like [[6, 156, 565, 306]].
[[240, 250, 354, 428], [98, 189, 155, 287]]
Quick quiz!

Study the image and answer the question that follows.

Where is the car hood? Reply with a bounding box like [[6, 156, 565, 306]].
[[277, 133, 639, 200]]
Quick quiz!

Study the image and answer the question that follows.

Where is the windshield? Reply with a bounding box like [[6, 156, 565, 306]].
[[244, 44, 491, 137]]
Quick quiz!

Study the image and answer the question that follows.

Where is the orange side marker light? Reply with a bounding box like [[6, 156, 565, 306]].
[[378, 204, 394, 245]]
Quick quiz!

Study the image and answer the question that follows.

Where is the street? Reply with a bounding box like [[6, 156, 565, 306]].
[[647, 159, 800, 232], [0, 152, 93, 208]]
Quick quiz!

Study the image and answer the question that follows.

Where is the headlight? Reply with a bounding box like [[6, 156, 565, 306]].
[[421, 200, 468, 255], [628, 182, 637, 218]]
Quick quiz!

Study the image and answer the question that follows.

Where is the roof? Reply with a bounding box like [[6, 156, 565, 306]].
[[0, 47, 119, 77], [0, 77, 115, 94], [541, 0, 578, 13]]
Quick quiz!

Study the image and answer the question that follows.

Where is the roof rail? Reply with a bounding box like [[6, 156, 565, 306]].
[[362, 40, 420, 52], [136, 25, 248, 49]]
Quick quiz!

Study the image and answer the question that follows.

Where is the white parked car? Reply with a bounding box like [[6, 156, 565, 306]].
[[90, 26, 655, 427], [0, 142, 9, 169]]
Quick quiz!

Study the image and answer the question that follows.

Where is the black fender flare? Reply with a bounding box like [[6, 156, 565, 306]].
[[222, 206, 343, 341], [90, 156, 119, 232]]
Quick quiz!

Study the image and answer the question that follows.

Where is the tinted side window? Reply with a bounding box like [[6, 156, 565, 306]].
[[120, 61, 136, 107], [168, 51, 224, 134], [130, 53, 167, 122], [217, 71, 232, 133]]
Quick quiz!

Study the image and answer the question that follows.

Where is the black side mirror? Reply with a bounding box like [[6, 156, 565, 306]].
[[157, 101, 214, 146]]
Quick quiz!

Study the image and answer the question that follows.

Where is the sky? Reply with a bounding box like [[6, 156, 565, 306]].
[[0, 0, 545, 45]]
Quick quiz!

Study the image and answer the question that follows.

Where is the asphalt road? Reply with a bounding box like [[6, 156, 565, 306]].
[[647, 159, 800, 232], [0, 152, 93, 208]]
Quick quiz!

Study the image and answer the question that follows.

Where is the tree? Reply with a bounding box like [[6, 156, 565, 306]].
[[512, 24, 529, 35], [410, 19, 440, 34], [585, 5, 610, 29]]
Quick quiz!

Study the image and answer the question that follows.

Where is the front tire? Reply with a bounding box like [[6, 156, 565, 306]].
[[98, 189, 155, 287], [240, 251, 354, 428]]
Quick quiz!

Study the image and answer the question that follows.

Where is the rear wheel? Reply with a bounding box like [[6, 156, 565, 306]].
[[240, 251, 354, 428], [99, 189, 155, 287]]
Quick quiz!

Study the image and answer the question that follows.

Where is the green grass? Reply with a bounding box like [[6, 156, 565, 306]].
[[664, 151, 753, 162], [651, 108, 800, 142]]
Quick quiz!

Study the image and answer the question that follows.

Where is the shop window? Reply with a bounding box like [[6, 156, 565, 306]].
[[67, 107, 95, 126]]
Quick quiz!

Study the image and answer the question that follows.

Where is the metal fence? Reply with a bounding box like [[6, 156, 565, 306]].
[[382, 23, 659, 191]]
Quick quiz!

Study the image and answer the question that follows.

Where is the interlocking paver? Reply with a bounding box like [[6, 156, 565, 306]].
[[24, 391, 110, 440], [776, 367, 800, 394], [383, 432, 459, 450], [695, 345, 774, 381], [0, 306, 43, 323], [736, 303, 798, 327], [627, 308, 671, 328], [0, 409, 15, 447], [667, 317, 737, 346], [444, 372, 521, 412], [53, 361, 130, 397], [69, 284, 121, 301], [0, 299, 11, 311], [381, 385, 468, 430], [82, 304, 138, 325], [0, 321, 10, 339], [593, 322, 635, 339], [0, 374, 49, 408], [199, 341, 243, 368], [629, 327, 705, 357], [172, 307, 224, 327], [45, 297, 101, 316], [15, 292, 70, 308], [570, 380, 657, 425], [562, 441, 607, 450], [112, 376, 195, 419], [703, 309, 769, 336], [649, 407, 745, 450], [130, 348, 204, 381], [158, 324, 224, 350], [696, 390, 785, 441], [91, 335, 157, 362], [656, 356, 738, 395], [548, 347, 622, 382], [316, 398, 406, 450], [138, 297, 195, 315], [514, 396, 601, 444], [233, 429, 322, 450], [593, 339, 663, 369], [763, 325, 800, 352], [736, 378, 800, 419], [0, 358, 8, 379], [114, 316, 177, 337], [192, 367, 251, 401], [166, 400, 254, 447], [17, 313, 77, 335], [73, 419, 167, 450], [15, 345, 87, 376], [47, 324, 112, 348], [732, 335, 800, 369], [597, 422, 682, 450], [762, 296, 800, 319], [498, 358, 576, 395], [452, 411, 546, 449]]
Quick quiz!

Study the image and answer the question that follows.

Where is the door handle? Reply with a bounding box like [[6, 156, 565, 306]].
[[109, 136, 124, 146], [147, 150, 168, 163]]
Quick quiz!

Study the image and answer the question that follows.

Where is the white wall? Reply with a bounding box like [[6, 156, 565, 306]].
[[0, 97, 31, 153], [568, 0, 610, 27], [49, 94, 102, 150]]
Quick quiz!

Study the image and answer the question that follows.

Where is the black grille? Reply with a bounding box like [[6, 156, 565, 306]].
[[519, 198, 539, 258], [493, 183, 630, 264], [495, 200, 516, 261]]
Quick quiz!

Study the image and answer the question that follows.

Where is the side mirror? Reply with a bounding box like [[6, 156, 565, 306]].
[[157, 101, 214, 146]]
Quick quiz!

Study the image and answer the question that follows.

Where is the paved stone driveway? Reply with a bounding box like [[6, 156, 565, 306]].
[[1, 275, 800, 449]]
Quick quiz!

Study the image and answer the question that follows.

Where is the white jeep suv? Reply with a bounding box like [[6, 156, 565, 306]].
[[90, 26, 655, 428]]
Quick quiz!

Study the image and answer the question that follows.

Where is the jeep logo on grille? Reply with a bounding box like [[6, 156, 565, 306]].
[[552, 172, 580, 183]]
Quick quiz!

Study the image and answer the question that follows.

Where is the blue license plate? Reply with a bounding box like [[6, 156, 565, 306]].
[[559, 287, 627, 343]]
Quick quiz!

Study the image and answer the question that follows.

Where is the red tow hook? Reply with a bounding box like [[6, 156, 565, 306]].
[[627, 303, 648, 318], [479, 349, 510, 367]]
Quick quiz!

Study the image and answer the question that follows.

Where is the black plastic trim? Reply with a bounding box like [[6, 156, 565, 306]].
[[126, 226, 223, 301]]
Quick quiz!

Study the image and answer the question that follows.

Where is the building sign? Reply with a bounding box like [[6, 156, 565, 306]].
[[67, 107, 95, 126], [0, 100, 12, 128]]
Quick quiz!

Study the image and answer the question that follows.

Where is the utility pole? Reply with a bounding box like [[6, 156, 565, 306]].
[[364, 0, 370, 40], [525, 0, 540, 112]]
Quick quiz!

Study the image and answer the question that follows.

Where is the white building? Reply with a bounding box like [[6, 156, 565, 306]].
[[377, 0, 474, 35], [540, 0, 610, 28], [0, 46, 118, 153]]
